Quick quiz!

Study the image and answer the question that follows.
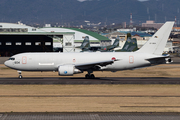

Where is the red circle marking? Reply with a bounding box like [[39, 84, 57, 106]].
[[111, 57, 116, 61], [104, 48, 106, 50]]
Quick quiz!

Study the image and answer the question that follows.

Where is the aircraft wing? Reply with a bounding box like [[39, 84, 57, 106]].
[[75, 59, 118, 70]]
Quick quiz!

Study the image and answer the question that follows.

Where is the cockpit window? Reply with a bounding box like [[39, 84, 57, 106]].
[[8, 58, 15, 60]]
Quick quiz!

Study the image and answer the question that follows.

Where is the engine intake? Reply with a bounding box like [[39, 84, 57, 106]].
[[165, 58, 173, 64]]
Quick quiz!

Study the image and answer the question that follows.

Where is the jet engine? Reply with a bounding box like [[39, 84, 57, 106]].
[[58, 65, 82, 76], [165, 57, 173, 64]]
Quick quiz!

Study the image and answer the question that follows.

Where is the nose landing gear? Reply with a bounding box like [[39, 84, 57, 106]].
[[18, 71, 22, 79]]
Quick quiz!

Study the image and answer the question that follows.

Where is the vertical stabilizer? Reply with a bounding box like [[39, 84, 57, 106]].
[[80, 36, 90, 51], [136, 22, 174, 55], [121, 38, 131, 51], [104, 36, 120, 51], [129, 38, 138, 51], [120, 38, 138, 52], [112, 36, 120, 47]]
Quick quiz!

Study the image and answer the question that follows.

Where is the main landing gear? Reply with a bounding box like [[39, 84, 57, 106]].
[[18, 71, 22, 79], [85, 74, 95, 79], [85, 70, 95, 79]]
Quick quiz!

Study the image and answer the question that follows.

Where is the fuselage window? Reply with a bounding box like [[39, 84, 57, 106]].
[[0, 42, 1, 45]]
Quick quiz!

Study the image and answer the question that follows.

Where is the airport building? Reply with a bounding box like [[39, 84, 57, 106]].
[[104, 30, 174, 52], [0, 23, 110, 56], [40, 27, 111, 50], [142, 21, 164, 29]]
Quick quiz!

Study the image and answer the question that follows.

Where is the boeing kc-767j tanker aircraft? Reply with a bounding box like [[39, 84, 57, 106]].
[[4, 22, 174, 79]]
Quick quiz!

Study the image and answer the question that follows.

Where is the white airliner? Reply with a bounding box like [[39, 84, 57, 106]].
[[4, 22, 174, 79]]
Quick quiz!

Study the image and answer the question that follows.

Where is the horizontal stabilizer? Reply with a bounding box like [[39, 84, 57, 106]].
[[145, 55, 172, 64], [145, 55, 170, 61]]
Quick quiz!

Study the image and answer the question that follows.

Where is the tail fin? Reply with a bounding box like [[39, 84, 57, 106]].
[[121, 38, 131, 51], [105, 36, 120, 51], [136, 22, 174, 55], [112, 36, 120, 47], [130, 38, 138, 51], [80, 36, 90, 51], [120, 38, 138, 52]]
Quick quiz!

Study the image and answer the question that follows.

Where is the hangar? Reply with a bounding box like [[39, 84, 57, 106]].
[[0, 23, 110, 56], [40, 27, 111, 52]]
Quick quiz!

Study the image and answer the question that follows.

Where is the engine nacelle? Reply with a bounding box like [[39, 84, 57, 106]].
[[165, 57, 173, 64], [58, 65, 81, 76]]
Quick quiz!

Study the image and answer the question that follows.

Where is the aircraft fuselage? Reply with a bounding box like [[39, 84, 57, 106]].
[[5, 52, 154, 72]]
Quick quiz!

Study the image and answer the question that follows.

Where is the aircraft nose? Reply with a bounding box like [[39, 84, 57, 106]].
[[4, 61, 9, 67]]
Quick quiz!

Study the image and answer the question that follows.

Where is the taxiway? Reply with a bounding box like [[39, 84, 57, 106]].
[[1, 112, 180, 120], [0, 77, 180, 84]]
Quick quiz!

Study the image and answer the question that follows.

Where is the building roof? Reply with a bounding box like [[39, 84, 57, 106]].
[[119, 31, 152, 37], [131, 32, 152, 37], [0, 23, 75, 35], [0, 23, 110, 43], [104, 31, 126, 38], [0, 32, 75, 35], [66, 28, 110, 41], [41, 27, 110, 43]]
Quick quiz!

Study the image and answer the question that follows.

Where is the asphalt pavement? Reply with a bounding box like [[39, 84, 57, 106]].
[[0, 77, 180, 84], [1, 112, 180, 120]]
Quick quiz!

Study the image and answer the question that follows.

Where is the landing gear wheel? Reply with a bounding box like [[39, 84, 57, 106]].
[[90, 74, 95, 79], [85, 74, 90, 79], [18, 71, 22, 79], [85, 74, 95, 79], [19, 75, 22, 79]]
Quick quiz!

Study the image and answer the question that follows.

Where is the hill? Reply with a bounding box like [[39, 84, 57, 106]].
[[0, 0, 179, 25]]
